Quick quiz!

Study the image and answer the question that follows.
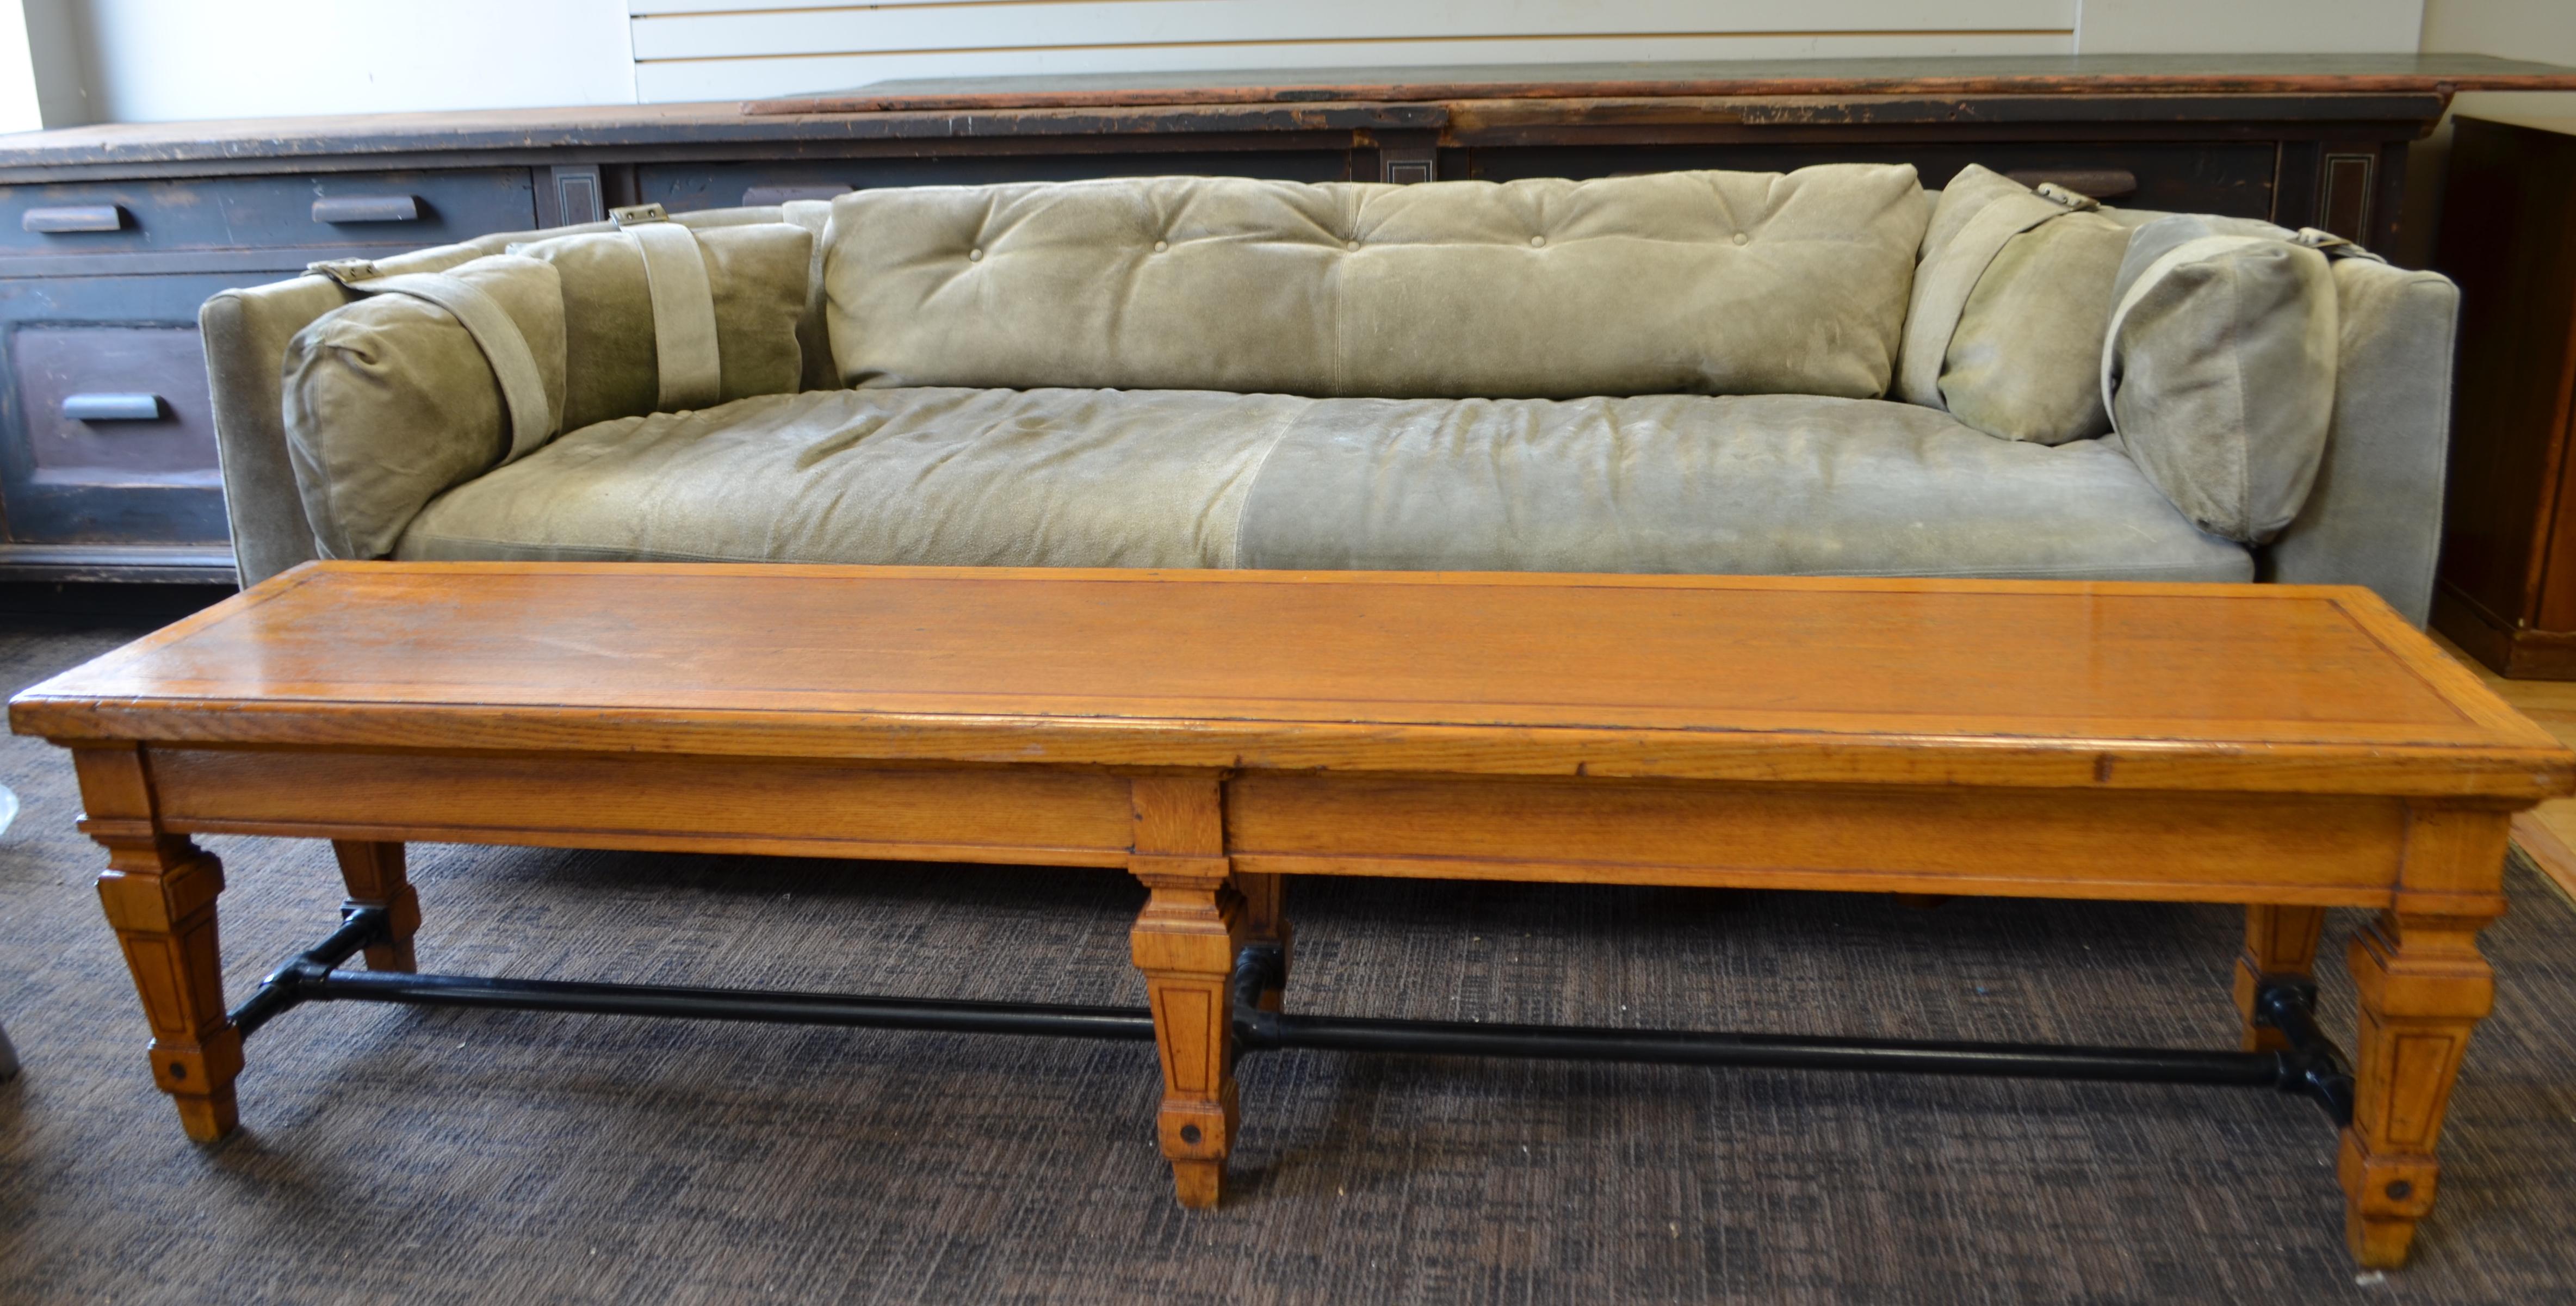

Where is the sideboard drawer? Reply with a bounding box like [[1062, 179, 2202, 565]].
[[0, 169, 536, 259], [0, 272, 236, 545], [17, 325, 216, 488]]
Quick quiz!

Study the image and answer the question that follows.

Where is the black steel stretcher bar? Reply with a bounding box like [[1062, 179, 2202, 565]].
[[230, 906, 2358, 1125]]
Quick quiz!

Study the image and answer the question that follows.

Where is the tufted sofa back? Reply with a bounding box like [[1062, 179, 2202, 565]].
[[821, 166, 1929, 401]]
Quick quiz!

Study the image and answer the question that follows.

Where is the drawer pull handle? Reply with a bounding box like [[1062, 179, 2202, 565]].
[[23, 204, 128, 233], [2003, 169, 2139, 201], [311, 195, 420, 224], [63, 393, 166, 422]]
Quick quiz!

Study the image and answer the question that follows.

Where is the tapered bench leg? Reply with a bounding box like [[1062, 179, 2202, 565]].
[[1235, 871, 1291, 1012], [332, 840, 420, 972], [2338, 804, 2509, 1269], [76, 744, 242, 1142], [1127, 773, 1244, 1208], [2234, 905, 2327, 1051], [2340, 908, 2497, 1268]]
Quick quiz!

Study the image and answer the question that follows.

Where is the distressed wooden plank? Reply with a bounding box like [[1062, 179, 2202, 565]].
[[743, 53, 2576, 115], [628, 0, 2076, 61]]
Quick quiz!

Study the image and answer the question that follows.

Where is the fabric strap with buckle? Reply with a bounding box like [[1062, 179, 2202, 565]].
[[612, 204, 723, 411], [1897, 183, 2103, 411]]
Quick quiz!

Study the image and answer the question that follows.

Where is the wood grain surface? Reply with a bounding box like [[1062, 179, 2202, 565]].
[[747, 53, 2576, 115], [11, 562, 2567, 799]]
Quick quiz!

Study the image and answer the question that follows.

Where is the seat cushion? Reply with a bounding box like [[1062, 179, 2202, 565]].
[[399, 387, 1303, 568], [1236, 392, 2249, 580], [398, 387, 2249, 585]]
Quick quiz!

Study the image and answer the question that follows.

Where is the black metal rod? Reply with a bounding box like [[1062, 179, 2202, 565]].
[[304, 969, 1159, 1042], [293, 966, 2307, 1089], [227, 921, 2357, 1119], [228, 906, 392, 1038], [1235, 1008, 2287, 1086]]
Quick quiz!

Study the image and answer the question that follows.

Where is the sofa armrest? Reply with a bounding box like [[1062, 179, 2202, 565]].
[[2261, 259, 2460, 626]]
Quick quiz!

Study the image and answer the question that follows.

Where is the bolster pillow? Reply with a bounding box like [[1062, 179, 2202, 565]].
[[2102, 215, 2341, 544], [281, 253, 566, 560]]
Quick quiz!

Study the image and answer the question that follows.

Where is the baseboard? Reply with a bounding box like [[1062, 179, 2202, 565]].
[[0, 543, 236, 586]]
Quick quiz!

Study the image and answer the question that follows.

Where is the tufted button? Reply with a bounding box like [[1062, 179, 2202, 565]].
[[1732, 232, 1749, 246], [1530, 234, 1546, 247], [1346, 239, 1360, 251], [1153, 239, 1168, 253], [968, 247, 984, 261]]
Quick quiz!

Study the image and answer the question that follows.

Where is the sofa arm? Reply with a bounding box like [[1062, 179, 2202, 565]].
[[2261, 259, 2460, 626], [201, 202, 825, 588], [204, 234, 540, 586]]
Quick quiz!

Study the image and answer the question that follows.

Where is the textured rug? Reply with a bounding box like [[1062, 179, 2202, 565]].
[[3, 611, 2574, 1304]]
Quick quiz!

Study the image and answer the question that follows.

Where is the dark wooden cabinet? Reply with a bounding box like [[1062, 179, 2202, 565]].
[[2432, 115, 2576, 677], [0, 55, 2567, 583]]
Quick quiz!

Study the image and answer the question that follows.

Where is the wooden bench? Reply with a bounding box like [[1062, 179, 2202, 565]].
[[12, 562, 2570, 1268]]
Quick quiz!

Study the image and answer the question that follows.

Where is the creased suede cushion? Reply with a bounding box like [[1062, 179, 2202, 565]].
[[282, 253, 565, 560], [824, 166, 1928, 401], [1236, 393, 2247, 579], [509, 222, 810, 429], [2103, 215, 2338, 544], [396, 386, 2246, 585], [1901, 165, 2126, 444], [400, 387, 1303, 569]]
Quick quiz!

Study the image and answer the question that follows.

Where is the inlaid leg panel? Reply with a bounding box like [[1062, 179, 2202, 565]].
[[77, 743, 240, 1142], [1127, 773, 1243, 1208]]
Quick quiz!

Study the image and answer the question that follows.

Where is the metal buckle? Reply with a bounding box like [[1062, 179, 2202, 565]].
[[610, 203, 670, 228], [305, 257, 381, 286], [2034, 183, 2102, 213], [2292, 227, 2386, 263]]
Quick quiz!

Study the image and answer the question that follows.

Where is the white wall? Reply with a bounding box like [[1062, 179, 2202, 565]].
[[24, 0, 2449, 122], [2397, 0, 2576, 264], [629, 0, 2080, 104], [0, 1, 44, 133], [628, 0, 2428, 105], [2075, 0, 2421, 54], [68, 0, 634, 124], [2423, 0, 2576, 123]]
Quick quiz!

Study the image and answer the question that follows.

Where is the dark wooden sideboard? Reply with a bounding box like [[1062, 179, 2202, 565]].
[[2432, 115, 2576, 677], [2, 54, 2571, 584]]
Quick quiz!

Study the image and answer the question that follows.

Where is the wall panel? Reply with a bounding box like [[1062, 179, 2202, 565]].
[[629, 0, 2078, 103]]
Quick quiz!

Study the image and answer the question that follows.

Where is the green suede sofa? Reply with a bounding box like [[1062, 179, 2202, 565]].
[[201, 164, 2457, 623]]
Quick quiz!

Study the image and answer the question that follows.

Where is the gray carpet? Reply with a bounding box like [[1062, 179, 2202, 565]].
[[3, 611, 2575, 1304]]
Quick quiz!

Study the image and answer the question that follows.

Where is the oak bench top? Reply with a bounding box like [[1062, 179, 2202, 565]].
[[11, 562, 2569, 801]]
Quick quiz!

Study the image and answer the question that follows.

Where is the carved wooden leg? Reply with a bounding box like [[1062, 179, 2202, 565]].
[[332, 840, 419, 972], [2340, 908, 2497, 1268], [1235, 870, 1291, 1013], [2338, 804, 2509, 1269], [2234, 903, 2327, 1051], [1127, 773, 1243, 1209], [76, 743, 243, 1142]]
